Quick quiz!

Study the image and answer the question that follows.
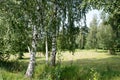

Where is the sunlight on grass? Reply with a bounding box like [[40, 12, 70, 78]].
[[60, 49, 111, 61], [1, 50, 120, 80], [0, 72, 3, 80]]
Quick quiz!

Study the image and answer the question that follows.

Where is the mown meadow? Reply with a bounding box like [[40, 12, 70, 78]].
[[0, 50, 120, 80]]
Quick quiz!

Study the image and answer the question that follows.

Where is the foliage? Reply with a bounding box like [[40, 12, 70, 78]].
[[85, 15, 98, 49], [39, 65, 78, 80], [0, 0, 31, 60], [89, 0, 120, 51], [97, 23, 115, 50], [75, 27, 88, 49], [0, 50, 120, 80], [89, 68, 100, 80], [0, 0, 120, 79]]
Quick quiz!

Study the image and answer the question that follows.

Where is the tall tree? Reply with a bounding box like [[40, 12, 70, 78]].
[[0, 0, 30, 60], [25, 25, 37, 77], [97, 22, 115, 54], [97, 12, 117, 54], [50, 0, 58, 66], [85, 15, 98, 49], [23, 0, 42, 77], [76, 26, 88, 49], [89, 0, 120, 52]]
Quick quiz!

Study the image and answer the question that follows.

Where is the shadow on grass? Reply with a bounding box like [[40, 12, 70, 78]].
[[0, 56, 46, 73], [0, 54, 120, 80], [60, 56, 120, 80], [0, 60, 28, 73], [37, 56, 120, 80]]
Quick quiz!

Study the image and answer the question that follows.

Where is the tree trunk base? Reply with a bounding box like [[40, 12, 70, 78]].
[[108, 49, 116, 55]]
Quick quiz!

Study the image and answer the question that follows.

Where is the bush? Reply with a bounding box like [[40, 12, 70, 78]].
[[39, 65, 79, 80]]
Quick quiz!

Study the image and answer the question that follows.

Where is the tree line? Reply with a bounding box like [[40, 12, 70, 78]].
[[0, 0, 120, 78]]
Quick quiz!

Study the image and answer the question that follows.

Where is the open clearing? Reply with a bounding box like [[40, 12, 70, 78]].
[[1, 50, 120, 80]]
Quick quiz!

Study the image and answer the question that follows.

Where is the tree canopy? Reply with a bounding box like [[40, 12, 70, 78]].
[[0, 0, 120, 78]]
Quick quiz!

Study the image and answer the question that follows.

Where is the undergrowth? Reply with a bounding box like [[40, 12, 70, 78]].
[[0, 52, 120, 80]]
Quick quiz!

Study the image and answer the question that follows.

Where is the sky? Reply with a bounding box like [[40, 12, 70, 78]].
[[86, 9, 102, 27]]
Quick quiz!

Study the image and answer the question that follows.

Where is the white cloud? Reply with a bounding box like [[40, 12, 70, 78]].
[[86, 9, 102, 27]]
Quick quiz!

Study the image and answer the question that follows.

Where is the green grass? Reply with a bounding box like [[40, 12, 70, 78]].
[[0, 50, 120, 80], [0, 73, 3, 80]]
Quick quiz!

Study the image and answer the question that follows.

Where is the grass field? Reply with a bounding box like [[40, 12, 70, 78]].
[[0, 50, 120, 80]]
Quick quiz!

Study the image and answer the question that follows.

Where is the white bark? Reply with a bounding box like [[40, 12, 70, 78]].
[[50, 0, 57, 66], [45, 34, 49, 64], [25, 26, 37, 78], [51, 35, 56, 66], [27, 46, 31, 54]]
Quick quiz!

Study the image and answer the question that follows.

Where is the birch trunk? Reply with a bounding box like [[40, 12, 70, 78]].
[[51, 35, 56, 66], [45, 33, 49, 64], [50, 0, 57, 66], [25, 26, 37, 78]]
